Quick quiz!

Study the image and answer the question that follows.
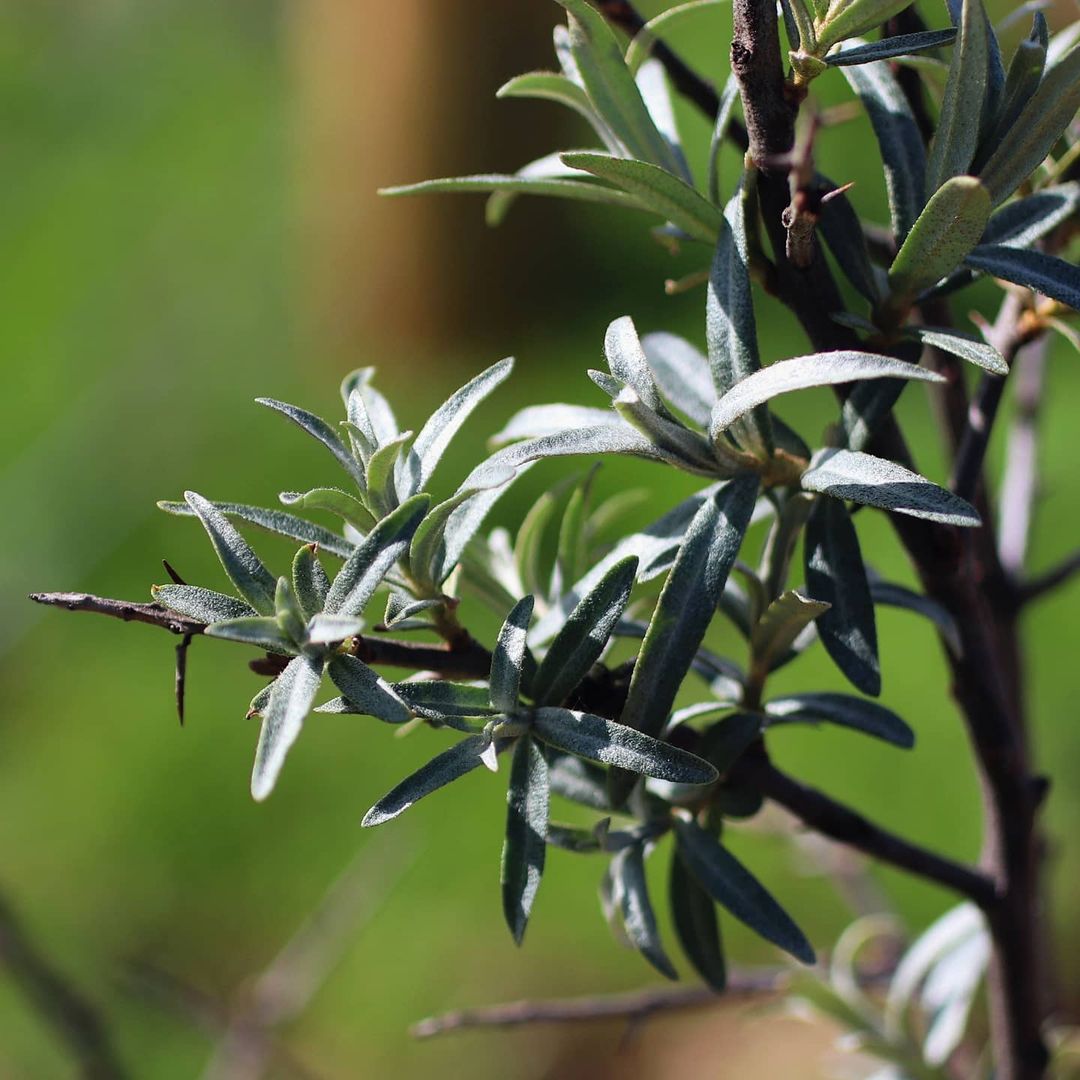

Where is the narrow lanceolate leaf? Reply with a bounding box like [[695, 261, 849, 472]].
[[384, 680, 498, 721], [697, 713, 763, 775], [380, 175, 646, 215], [184, 492, 277, 615], [501, 738, 549, 944], [491, 596, 534, 712], [641, 332, 715, 428], [908, 328, 1007, 375], [492, 404, 619, 444], [751, 591, 830, 673], [673, 819, 815, 964], [275, 576, 307, 647], [612, 387, 719, 473], [159, 500, 352, 559], [841, 58, 925, 239], [886, 177, 991, 310], [825, 29, 958, 66], [707, 73, 740, 206], [411, 358, 515, 490], [324, 654, 411, 724], [533, 557, 638, 707], [804, 497, 881, 696], [613, 845, 677, 979], [818, 178, 882, 303], [278, 487, 374, 530], [560, 153, 721, 243], [546, 752, 611, 810], [620, 475, 760, 741], [255, 397, 365, 488], [980, 184, 1080, 250], [361, 735, 490, 826], [605, 316, 667, 412], [251, 654, 324, 801], [365, 430, 413, 510], [205, 617, 295, 653], [709, 353, 941, 443], [625, 0, 727, 73], [801, 449, 981, 527], [816, 0, 915, 51], [305, 614, 364, 645], [324, 494, 430, 616], [707, 186, 771, 454], [532, 708, 718, 785], [965, 247, 1080, 311], [292, 545, 330, 623], [926, 0, 989, 193], [496, 71, 613, 140], [670, 848, 726, 991], [554, 0, 681, 172], [765, 692, 914, 748], [870, 580, 963, 656], [151, 585, 254, 623], [978, 42, 1080, 206]]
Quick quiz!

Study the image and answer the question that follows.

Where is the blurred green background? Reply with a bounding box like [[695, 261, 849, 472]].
[[2, 1, 1077, 1077]]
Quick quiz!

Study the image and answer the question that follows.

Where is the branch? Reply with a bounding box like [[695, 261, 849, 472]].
[[594, 0, 749, 149], [0, 889, 127, 1080], [738, 758, 998, 909], [28, 592, 493, 681], [1018, 549, 1080, 606]]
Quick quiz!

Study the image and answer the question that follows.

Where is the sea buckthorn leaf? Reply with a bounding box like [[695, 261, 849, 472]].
[[964, 246, 1080, 311], [674, 818, 815, 964], [492, 404, 620, 444], [801, 449, 981, 526], [545, 751, 612, 810], [325, 654, 411, 724], [291, 545, 330, 623], [670, 846, 726, 991], [304, 614, 364, 645], [496, 72, 619, 150], [980, 184, 1080, 250], [816, 0, 919, 52], [501, 737, 550, 944], [804, 497, 881, 696], [907, 327, 1008, 375], [752, 591, 831, 674], [641, 331, 716, 428], [251, 654, 325, 801], [151, 585, 254, 624], [765, 692, 914, 748], [869, 579, 963, 656], [825, 28, 958, 66], [613, 844, 678, 979], [204, 617, 295, 654], [278, 488, 375, 533], [491, 596, 535, 712], [255, 397, 365, 488], [274, 577, 307, 646]]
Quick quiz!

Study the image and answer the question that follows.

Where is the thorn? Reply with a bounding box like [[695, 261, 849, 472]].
[[820, 181, 856, 205], [175, 634, 193, 725], [162, 560, 188, 586]]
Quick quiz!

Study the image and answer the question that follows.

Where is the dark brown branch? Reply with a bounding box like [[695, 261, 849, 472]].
[[1019, 550, 1080, 606], [28, 592, 493, 681], [0, 890, 127, 1080], [737, 758, 998, 908], [593, 0, 749, 150]]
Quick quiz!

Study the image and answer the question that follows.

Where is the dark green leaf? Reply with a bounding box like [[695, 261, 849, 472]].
[[279, 487, 375, 532], [256, 397, 365, 488], [613, 844, 678, 979], [751, 591, 830, 672], [818, 179, 882, 303], [326, 654, 411, 724], [292, 545, 330, 622], [533, 708, 718, 785], [670, 848, 726, 991], [804, 497, 880, 696], [545, 751, 612, 810], [765, 692, 914, 747], [205, 617, 295, 653], [825, 29, 958, 67], [816, 0, 916, 51], [981, 183, 1080, 249], [151, 584, 253, 623], [491, 596, 534, 712], [501, 738, 549, 944], [674, 819, 815, 963], [965, 246, 1080, 311], [389, 680, 498, 721], [697, 713, 763, 775], [641, 331, 715, 428], [908, 327, 1007, 375], [869, 580, 963, 656]]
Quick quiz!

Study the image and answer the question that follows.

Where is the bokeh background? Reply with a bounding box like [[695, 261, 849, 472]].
[[2, 1, 1077, 1077]]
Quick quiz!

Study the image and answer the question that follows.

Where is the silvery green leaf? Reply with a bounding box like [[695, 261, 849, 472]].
[[151, 584, 254, 623], [751, 591, 831, 673], [466, 425, 711, 489], [869, 579, 963, 656], [436, 475, 531, 586], [255, 397, 365, 488], [275, 576, 307, 646], [765, 692, 914, 748], [804, 497, 881, 696], [305, 613, 364, 645], [546, 821, 604, 853], [887, 177, 992, 310], [324, 495, 430, 616], [160, 499, 352, 559], [340, 368, 398, 443], [411, 358, 514, 490], [635, 59, 692, 184], [696, 713, 763, 775], [926, 0, 989, 192], [501, 737, 549, 944], [817, 178, 882, 303], [247, 681, 273, 720], [670, 847, 726, 991], [613, 386, 721, 473], [533, 708, 717, 784], [484, 150, 605, 227], [514, 487, 560, 601], [391, 680, 498, 721], [325, 654, 411, 724], [365, 430, 414, 513], [921, 933, 991, 1065], [1047, 19, 1080, 68], [491, 596, 534, 712], [409, 487, 489, 589], [840, 380, 909, 454], [908, 327, 1008, 374], [816, 0, 917, 51], [624, 0, 726, 74], [183, 492, 278, 615], [560, 153, 721, 243], [361, 734, 490, 826], [709, 353, 941, 443], [707, 72, 740, 206], [978, 41, 1080, 206], [292, 544, 330, 622], [619, 476, 759, 740], [841, 57, 926, 240], [545, 751, 611, 809], [981, 184, 1080, 249], [613, 844, 678, 979], [496, 72, 619, 150], [604, 316, 668, 413], [554, 0, 682, 172], [825, 29, 958, 66], [383, 590, 441, 629], [673, 819, 815, 964], [379, 174, 646, 215], [617, 618, 747, 698], [965, 246, 1080, 310], [533, 556, 638, 707], [251, 654, 325, 801], [279, 488, 375, 532], [205, 617, 295, 653], [707, 184, 771, 453], [801, 449, 981, 526], [556, 475, 593, 592], [641, 332, 715, 428], [492, 403, 619, 444]]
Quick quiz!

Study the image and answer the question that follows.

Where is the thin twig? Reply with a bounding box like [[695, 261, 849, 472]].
[[1018, 550, 1080, 606], [0, 890, 128, 1080]]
